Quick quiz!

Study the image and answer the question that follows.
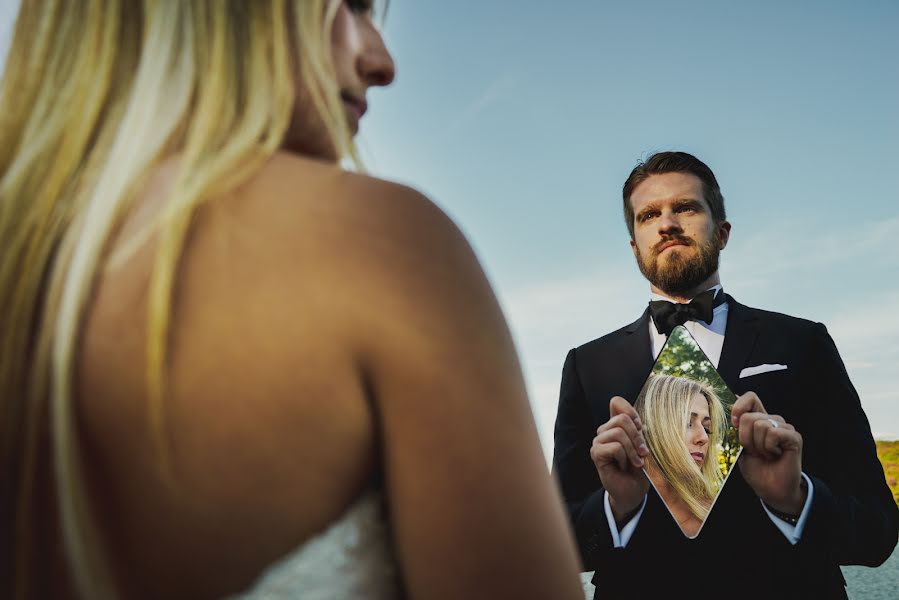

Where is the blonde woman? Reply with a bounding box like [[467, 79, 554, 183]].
[[0, 2, 583, 599], [634, 374, 728, 537]]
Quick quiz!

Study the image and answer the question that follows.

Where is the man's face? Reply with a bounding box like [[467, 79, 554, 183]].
[[628, 172, 730, 296]]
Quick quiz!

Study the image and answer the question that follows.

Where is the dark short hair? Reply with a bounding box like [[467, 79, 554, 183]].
[[622, 151, 726, 239]]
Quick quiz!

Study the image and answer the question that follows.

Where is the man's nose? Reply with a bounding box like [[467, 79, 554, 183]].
[[657, 210, 682, 234]]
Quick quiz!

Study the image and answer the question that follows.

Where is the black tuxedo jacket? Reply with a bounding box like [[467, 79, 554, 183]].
[[553, 296, 898, 599]]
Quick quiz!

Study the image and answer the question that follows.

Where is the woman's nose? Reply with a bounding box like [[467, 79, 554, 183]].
[[359, 30, 395, 87], [693, 425, 708, 445]]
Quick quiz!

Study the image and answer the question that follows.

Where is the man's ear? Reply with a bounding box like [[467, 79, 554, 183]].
[[630, 238, 638, 257], [717, 221, 731, 249]]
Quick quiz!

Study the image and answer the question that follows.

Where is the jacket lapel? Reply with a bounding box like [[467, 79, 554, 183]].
[[621, 308, 656, 400], [717, 295, 760, 392]]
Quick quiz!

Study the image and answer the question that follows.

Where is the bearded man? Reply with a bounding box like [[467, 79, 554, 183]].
[[552, 152, 897, 599]]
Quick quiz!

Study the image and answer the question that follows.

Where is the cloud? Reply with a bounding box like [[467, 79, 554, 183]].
[[722, 215, 899, 290], [719, 216, 899, 440], [498, 266, 649, 460]]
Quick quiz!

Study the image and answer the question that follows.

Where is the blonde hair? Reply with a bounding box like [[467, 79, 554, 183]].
[[634, 374, 727, 521], [0, 1, 356, 598]]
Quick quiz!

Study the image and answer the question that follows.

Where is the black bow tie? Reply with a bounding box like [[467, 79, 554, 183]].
[[648, 289, 725, 336]]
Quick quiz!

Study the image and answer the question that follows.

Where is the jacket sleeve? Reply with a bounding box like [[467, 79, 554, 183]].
[[797, 323, 899, 565], [551, 348, 615, 570]]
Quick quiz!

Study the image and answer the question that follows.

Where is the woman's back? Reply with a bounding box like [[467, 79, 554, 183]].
[[75, 152, 584, 599], [78, 153, 408, 597]]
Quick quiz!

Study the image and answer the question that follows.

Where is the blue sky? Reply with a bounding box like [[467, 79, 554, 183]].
[[361, 0, 899, 454], [2, 1, 897, 456]]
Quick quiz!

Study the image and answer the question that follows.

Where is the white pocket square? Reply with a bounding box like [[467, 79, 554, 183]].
[[739, 364, 788, 378]]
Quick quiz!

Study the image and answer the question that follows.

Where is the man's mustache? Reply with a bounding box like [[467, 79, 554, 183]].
[[652, 235, 695, 255]]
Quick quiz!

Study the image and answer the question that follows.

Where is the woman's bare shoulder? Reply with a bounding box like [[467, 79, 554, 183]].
[[85, 150, 471, 413], [238, 151, 463, 253], [222, 151, 484, 333], [77, 152, 472, 597]]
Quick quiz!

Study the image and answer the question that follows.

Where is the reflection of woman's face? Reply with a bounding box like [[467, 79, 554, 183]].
[[685, 392, 711, 467]]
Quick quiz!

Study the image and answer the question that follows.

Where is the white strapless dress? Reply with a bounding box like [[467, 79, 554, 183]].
[[227, 491, 401, 599]]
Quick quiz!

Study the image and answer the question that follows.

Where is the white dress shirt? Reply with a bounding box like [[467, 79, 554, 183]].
[[604, 284, 814, 546]]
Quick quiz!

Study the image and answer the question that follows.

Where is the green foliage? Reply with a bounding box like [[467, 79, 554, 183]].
[[653, 327, 734, 404], [718, 427, 740, 476], [651, 326, 741, 474], [876, 440, 899, 505]]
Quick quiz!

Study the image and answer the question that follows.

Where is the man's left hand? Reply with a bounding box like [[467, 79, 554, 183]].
[[732, 392, 806, 515]]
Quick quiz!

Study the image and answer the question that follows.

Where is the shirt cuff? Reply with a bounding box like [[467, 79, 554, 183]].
[[604, 491, 647, 548], [759, 472, 814, 545]]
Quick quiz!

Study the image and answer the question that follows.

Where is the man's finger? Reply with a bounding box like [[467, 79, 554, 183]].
[[602, 414, 650, 458], [599, 413, 649, 459], [592, 439, 630, 472], [737, 412, 765, 451], [766, 414, 793, 432], [752, 417, 781, 458], [772, 428, 803, 454], [762, 425, 785, 456], [598, 413, 636, 434], [596, 428, 644, 468], [609, 396, 640, 428], [731, 392, 766, 428]]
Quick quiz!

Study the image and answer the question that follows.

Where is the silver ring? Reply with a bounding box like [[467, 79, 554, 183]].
[[767, 418, 779, 429]]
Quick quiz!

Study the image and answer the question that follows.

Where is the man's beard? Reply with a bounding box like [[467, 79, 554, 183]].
[[635, 234, 721, 297]]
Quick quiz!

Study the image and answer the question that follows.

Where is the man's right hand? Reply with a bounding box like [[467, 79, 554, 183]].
[[590, 396, 650, 525]]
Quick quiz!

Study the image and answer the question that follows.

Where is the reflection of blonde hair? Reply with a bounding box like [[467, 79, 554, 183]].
[[635, 375, 727, 520], [0, 2, 353, 598]]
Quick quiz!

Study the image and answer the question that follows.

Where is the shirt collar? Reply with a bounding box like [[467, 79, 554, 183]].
[[649, 283, 724, 304]]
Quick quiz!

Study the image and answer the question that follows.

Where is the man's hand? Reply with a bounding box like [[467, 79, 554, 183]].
[[591, 396, 650, 525], [732, 392, 806, 515]]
